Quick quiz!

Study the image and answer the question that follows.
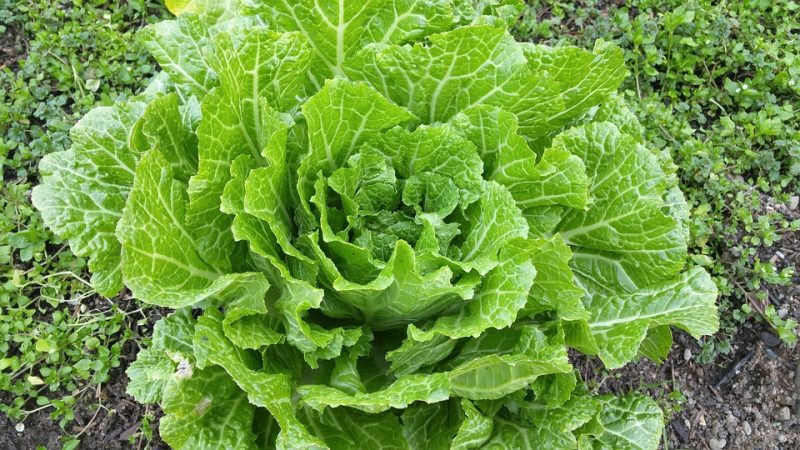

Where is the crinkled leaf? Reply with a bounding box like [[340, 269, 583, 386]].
[[523, 40, 626, 129], [305, 237, 478, 330], [451, 399, 493, 449], [404, 245, 534, 344], [453, 0, 524, 27], [139, 15, 216, 99], [638, 325, 673, 364], [132, 92, 198, 182], [159, 366, 258, 450], [300, 407, 409, 450], [402, 401, 461, 450], [165, 0, 243, 22], [251, 0, 455, 84], [578, 394, 664, 450], [186, 29, 313, 270], [448, 105, 588, 217], [299, 373, 451, 413], [297, 78, 414, 211], [555, 122, 687, 294], [509, 237, 588, 321], [125, 347, 175, 404], [194, 311, 326, 449], [588, 266, 718, 369], [350, 26, 564, 137], [117, 151, 270, 315], [32, 101, 146, 296]]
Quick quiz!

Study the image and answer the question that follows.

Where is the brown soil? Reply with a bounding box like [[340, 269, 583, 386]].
[[0, 23, 26, 70]]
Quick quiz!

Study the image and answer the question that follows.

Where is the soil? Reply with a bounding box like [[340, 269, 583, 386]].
[[0, 23, 25, 71]]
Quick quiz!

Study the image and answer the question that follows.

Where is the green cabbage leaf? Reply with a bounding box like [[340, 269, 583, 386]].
[[33, 1, 717, 448]]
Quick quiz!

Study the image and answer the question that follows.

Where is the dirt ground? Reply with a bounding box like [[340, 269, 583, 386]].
[[0, 23, 24, 70]]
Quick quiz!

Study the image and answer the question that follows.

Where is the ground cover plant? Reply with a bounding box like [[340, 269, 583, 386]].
[[29, 0, 722, 448], [0, 1, 168, 447]]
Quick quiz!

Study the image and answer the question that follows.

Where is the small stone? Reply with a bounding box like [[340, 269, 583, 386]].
[[788, 195, 799, 210], [743, 421, 752, 436], [14, 423, 24, 433], [760, 331, 781, 347], [709, 437, 727, 449], [779, 434, 788, 443], [684, 348, 692, 361], [778, 406, 792, 421], [699, 415, 707, 427], [778, 307, 789, 319]]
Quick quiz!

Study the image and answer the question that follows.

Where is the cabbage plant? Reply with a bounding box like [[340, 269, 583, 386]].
[[32, 1, 719, 448]]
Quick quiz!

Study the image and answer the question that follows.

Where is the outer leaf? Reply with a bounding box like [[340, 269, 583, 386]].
[[165, 0, 242, 21], [350, 26, 564, 137], [578, 394, 664, 450], [251, 0, 455, 84], [523, 40, 627, 129], [453, 0, 524, 27], [117, 150, 268, 309], [498, 394, 599, 449], [591, 93, 645, 142], [637, 325, 673, 364], [32, 101, 147, 296], [555, 122, 687, 294], [159, 366, 258, 450], [126, 308, 198, 405], [587, 266, 719, 369], [125, 347, 175, 404], [139, 15, 216, 99], [300, 407, 410, 450], [152, 308, 196, 359], [194, 311, 327, 449]]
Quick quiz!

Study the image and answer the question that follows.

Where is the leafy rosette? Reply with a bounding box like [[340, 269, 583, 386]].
[[32, 1, 719, 449]]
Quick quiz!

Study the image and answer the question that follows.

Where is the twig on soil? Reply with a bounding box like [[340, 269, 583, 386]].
[[74, 384, 108, 438], [713, 350, 754, 389]]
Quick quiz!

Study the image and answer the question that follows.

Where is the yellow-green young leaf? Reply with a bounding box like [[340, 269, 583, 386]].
[[164, 0, 242, 22], [35, 339, 57, 354]]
